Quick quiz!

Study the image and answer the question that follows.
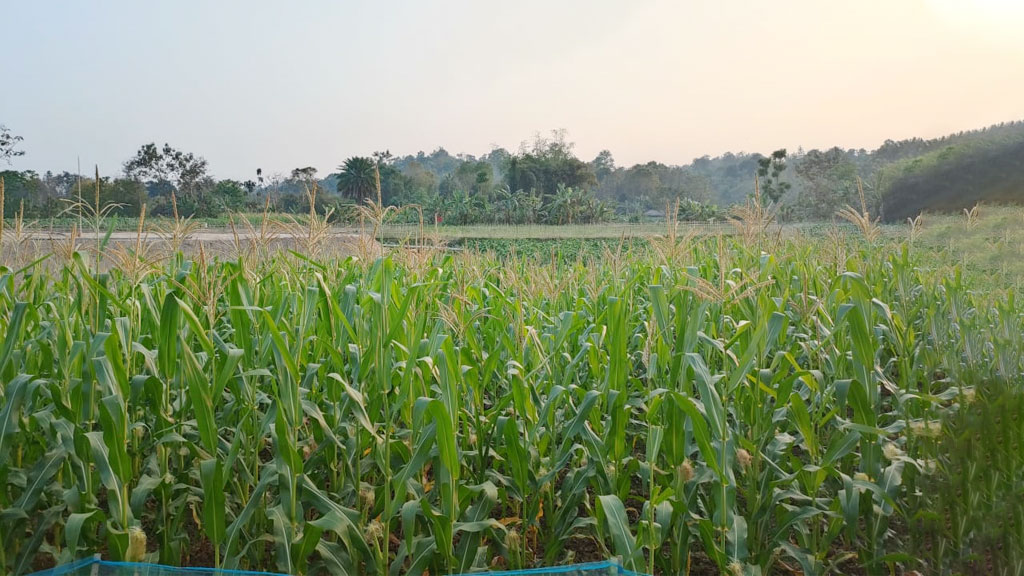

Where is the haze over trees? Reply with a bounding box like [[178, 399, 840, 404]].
[[3, 121, 1023, 222]]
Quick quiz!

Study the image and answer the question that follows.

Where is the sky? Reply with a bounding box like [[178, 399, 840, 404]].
[[3, 0, 1024, 180]]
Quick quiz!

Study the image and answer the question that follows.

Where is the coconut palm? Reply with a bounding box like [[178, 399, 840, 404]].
[[336, 156, 377, 202]]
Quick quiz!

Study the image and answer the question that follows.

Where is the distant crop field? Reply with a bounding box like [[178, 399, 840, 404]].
[[373, 221, 729, 240], [913, 205, 1024, 286]]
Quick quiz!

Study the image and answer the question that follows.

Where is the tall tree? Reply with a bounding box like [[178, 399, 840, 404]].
[[43, 171, 79, 197], [166, 149, 208, 198], [291, 166, 318, 182], [211, 179, 247, 211], [794, 147, 858, 219], [336, 157, 377, 202], [0, 170, 43, 217], [0, 125, 25, 165], [756, 149, 791, 203], [123, 143, 208, 198], [100, 177, 147, 216], [505, 131, 596, 198], [400, 161, 438, 202], [591, 150, 615, 182], [453, 160, 493, 196], [620, 163, 661, 204]]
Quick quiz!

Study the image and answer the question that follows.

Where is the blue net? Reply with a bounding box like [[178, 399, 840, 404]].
[[29, 559, 649, 576]]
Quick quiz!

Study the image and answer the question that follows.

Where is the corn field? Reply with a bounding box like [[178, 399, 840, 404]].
[[1, 232, 1022, 575]]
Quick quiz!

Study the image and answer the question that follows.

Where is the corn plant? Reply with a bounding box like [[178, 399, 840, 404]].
[[1, 218, 1022, 575]]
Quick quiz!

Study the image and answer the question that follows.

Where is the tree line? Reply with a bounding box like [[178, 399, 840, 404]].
[[3, 121, 1023, 223]]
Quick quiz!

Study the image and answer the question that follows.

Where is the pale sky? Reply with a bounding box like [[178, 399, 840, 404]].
[[3, 0, 1024, 179]]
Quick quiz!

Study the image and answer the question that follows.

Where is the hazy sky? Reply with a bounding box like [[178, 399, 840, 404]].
[[4, 0, 1024, 179]]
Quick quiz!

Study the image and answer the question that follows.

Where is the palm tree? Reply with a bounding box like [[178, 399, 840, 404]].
[[336, 157, 377, 202]]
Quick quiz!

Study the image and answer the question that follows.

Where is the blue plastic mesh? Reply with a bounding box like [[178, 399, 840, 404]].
[[29, 559, 648, 576]]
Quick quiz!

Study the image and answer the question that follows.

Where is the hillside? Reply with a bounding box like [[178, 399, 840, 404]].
[[879, 122, 1024, 220]]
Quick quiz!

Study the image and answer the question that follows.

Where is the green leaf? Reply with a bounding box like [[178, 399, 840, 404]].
[[0, 374, 31, 467], [596, 494, 640, 571], [822, 430, 861, 467], [64, 511, 100, 557], [157, 293, 180, 380], [0, 302, 28, 376], [200, 458, 226, 564], [182, 345, 218, 455], [672, 393, 720, 475]]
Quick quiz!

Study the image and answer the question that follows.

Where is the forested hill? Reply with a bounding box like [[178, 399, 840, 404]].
[[2, 121, 1022, 223], [878, 121, 1024, 220]]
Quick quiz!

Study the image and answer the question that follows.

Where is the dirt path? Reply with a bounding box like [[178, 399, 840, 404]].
[[51, 230, 364, 242]]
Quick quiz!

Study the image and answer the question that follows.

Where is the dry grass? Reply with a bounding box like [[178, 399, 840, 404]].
[[963, 203, 981, 229], [229, 197, 281, 263], [49, 224, 80, 266], [107, 204, 164, 285], [679, 234, 773, 303], [350, 162, 418, 261], [173, 242, 234, 330], [825, 225, 849, 275], [650, 199, 700, 268], [836, 177, 881, 243], [907, 214, 925, 244], [282, 181, 335, 259], [156, 192, 201, 252], [728, 176, 779, 247], [3, 200, 39, 268]]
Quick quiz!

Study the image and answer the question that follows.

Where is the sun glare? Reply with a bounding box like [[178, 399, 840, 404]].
[[926, 0, 1024, 32]]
